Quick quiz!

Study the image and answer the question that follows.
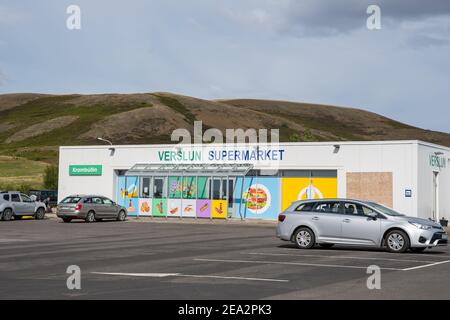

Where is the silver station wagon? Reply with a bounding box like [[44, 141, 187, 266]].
[[57, 195, 127, 223], [277, 199, 448, 253]]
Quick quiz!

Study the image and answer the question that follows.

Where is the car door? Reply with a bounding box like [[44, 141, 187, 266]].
[[341, 202, 382, 246], [10, 193, 25, 214], [309, 201, 344, 243], [20, 194, 36, 214], [101, 197, 118, 218], [91, 197, 107, 218]]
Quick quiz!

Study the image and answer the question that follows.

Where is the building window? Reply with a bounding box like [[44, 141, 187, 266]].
[[153, 177, 166, 199], [140, 177, 152, 198], [212, 178, 222, 200], [221, 178, 228, 200]]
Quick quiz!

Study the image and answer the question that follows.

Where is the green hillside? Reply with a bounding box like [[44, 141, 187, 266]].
[[1, 92, 450, 190]]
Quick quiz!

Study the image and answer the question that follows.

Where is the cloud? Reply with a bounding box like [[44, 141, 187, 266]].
[[0, 5, 28, 25], [223, 0, 450, 37], [1, 0, 450, 132], [401, 15, 450, 48]]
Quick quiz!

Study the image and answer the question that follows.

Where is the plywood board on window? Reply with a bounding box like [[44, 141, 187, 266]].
[[346, 172, 393, 207]]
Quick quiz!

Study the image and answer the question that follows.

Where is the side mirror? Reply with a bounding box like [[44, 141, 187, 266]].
[[367, 212, 378, 220]]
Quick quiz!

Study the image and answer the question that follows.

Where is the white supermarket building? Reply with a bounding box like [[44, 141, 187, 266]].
[[58, 140, 450, 221]]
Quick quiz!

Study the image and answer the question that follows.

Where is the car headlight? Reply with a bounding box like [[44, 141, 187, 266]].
[[409, 221, 432, 230]]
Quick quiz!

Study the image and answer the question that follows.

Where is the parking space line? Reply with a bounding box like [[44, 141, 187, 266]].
[[194, 258, 403, 271], [92, 272, 179, 277], [178, 274, 289, 282], [402, 260, 450, 271], [244, 252, 437, 263], [91, 272, 288, 282], [407, 254, 450, 259]]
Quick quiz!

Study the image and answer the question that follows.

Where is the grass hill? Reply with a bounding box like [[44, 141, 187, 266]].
[[1, 92, 450, 189]]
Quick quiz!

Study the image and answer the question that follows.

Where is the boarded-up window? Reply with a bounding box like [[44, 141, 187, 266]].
[[346, 172, 393, 208]]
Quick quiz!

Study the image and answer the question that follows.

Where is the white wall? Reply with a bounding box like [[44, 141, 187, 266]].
[[417, 143, 450, 220], [58, 141, 446, 217]]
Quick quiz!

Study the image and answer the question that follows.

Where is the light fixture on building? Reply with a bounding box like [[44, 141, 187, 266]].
[[333, 144, 340, 154], [97, 137, 115, 156]]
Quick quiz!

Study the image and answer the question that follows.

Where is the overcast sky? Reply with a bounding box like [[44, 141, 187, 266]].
[[0, 0, 449, 132]]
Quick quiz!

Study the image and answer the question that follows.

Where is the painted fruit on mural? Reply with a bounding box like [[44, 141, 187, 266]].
[[170, 180, 182, 193]]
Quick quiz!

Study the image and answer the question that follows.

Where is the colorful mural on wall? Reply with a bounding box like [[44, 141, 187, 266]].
[[168, 176, 182, 198], [116, 174, 337, 220], [167, 198, 182, 217], [183, 177, 197, 199], [197, 177, 209, 199], [138, 198, 152, 216], [117, 176, 126, 208], [234, 177, 280, 220], [196, 199, 211, 218], [211, 200, 227, 219], [152, 198, 167, 217], [117, 176, 139, 216], [182, 199, 196, 217], [281, 177, 337, 211]]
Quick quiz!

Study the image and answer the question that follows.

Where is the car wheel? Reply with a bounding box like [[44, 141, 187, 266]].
[[35, 208, 45, 220], [410, 247, 426, 253], [319, 243, 334, 249], [117, 210, 126, 221], [2, 208, 13, 221], [293, 227, 315, 249], [85, 211, 95, 223], [62, 217, 72, 223], [385, 230, 410, 253]]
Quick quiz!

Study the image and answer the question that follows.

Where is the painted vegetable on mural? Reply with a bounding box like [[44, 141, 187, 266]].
[[243, 185, 268, 211]]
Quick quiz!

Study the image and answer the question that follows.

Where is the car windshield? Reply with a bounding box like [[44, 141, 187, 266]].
[[367, 202, 404, 216], [61, 197, 81, 204]]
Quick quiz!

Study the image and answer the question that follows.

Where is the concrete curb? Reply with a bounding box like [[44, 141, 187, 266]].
[[46, 213, 278, 226]]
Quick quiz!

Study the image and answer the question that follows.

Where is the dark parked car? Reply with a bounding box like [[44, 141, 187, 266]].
[[56, 195, 127, 223], [28, 190, 58, 206]]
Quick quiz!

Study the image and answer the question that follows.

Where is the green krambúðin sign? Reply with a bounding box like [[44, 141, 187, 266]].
[[69, 165, 102, 176]]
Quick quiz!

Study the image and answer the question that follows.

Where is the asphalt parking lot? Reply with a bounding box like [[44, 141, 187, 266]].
[[0, 217, 449, 299]]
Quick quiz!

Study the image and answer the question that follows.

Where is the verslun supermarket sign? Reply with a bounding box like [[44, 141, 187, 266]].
[[158, 148, 285, 162], [429, 154, 447, 170]]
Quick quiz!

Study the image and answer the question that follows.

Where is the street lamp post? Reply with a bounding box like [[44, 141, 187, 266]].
[[97, 137, 115, 156]]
